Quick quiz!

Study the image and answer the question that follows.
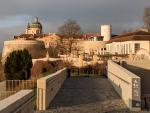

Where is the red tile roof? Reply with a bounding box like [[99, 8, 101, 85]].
[[107, 31, 150, 43], [14, 34, 48, 39], [81, 33, 101, 38]]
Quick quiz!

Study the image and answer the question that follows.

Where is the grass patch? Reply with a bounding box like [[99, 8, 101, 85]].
[[33, 88, 37, 110], [42, 71, 52, 77]]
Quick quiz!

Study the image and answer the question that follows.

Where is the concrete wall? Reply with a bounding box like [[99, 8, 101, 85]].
[[107, 60, 141, 111], [0, 81, 6, 91], [0, 90, 34, 113], [125, 60, 150, 96], [37, 68, 68, 110]]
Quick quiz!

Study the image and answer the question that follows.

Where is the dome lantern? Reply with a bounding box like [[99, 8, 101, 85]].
[[34, 17, 39, 23]]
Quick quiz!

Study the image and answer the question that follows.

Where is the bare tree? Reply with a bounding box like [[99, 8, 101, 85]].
[[58, 19, 81, 54], [144, 7, 150, 29]]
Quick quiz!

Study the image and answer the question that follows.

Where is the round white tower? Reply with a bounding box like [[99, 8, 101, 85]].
[[101, 25, 111, 41]]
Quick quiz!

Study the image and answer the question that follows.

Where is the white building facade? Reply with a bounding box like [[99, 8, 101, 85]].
[[106, 31, 150, 55], [106, 41, 150, 55]]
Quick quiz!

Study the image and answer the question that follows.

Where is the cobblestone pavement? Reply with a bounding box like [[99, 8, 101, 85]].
[[35, 77, 148, 113]]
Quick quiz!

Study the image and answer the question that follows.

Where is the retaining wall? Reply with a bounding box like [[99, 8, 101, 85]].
[[107, 60, 141, 111], [37, 68, 68, 110], [0, 90, 34, 113], [2, 40, 46, 64]]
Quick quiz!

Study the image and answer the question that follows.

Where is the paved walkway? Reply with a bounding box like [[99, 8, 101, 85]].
[[45, 76, 133, 113]]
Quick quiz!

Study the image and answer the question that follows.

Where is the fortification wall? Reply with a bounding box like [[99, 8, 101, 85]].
[[107, 60, 141, 111], [2, 40, 46, 64]]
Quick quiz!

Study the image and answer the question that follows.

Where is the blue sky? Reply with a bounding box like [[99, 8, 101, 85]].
[[0, 0, 150, 51]]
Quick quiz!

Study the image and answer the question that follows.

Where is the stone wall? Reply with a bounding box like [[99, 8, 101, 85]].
[[107, 60, 141, 111], [0, 90, 34, 113], [37, 68, 68, 110], [2, 40, 46, 64]]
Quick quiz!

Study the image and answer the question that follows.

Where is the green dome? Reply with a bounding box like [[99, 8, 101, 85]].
[[30, 22, 42, 29], [29, 17, 42, 29]]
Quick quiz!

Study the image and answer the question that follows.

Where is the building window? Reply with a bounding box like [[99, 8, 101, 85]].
[[123, 44, 125, 54], [126, 44, 128, 54], [129, 43, 131, 53], [135, 43, 140, 53]]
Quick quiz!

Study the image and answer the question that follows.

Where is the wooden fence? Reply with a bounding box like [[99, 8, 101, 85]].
[[0, 91, 16, 101], [71, 63, 106, 76], [0, 80, 36, 101], [6, 80, 36, 91]]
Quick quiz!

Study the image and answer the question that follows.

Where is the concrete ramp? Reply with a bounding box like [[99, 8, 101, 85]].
[[44, 77, 130, 113]]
